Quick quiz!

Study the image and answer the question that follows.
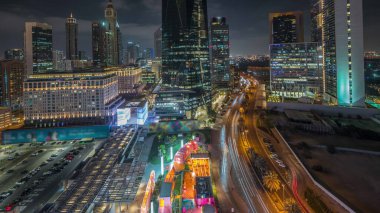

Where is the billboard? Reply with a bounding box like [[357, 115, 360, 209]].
[[2, 125, 109, 144], [117, 108, 131, 126], [149, 120, 200, 133]]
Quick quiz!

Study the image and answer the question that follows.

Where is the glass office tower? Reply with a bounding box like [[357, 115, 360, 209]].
[[24, 22, 53, 76], [322, 0, 365, 106], [270, 42, 323, 98], [162, 0, 211, 118], [210, 17, 230, 91]]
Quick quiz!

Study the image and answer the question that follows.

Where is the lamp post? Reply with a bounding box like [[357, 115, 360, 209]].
[[282, 183, 285, 201]]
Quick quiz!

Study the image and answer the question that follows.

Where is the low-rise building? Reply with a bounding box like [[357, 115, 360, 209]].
[[23, 71, 124, 127], [0, 107, 12, 130]]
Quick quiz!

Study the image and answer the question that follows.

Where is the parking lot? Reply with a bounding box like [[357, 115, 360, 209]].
[[0, 139, 101, 212]]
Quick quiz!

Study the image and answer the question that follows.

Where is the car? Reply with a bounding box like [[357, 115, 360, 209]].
[[8, 187, 16, 192], [36, 167, 41, 171], [7, 156, 15, 160], [38, 149, 44, 153], [46, 157, 54, 161], [18, 144, 24, 147], [16, 181, 25, 185], [7, 169, 14, 173], [51, 153, 58, 157], [43, 171, 52, 176], [20, 170, 28, 175], [270, 154, 278, 159], [278, 163, 286, 168], [275, 159, 283, 164], [51, 142, 56, 145], [31, 152, 39, 156], [21, 160, 28, 164], [0, 192, 11, 199]]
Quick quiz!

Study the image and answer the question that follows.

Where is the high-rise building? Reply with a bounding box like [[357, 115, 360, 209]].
[[126, 42, 141, 64], [364, 51, 380, 108], [4, 49, 24, 61], [104, 0, 121, 66], [270, 42, 323, 99], [154, 27, 162, 58], [78, 51, 87, 60], [52, 50, 65, 71], [92, 21, 105, 67], [311, 0, 323, 42], [66, 13, 78, 60], [91, 0, 123, 67], [143, 48, 154, 59], [210, 17, 230, 91], [24, 22, 53, 76], [269, 12, 304, 44], [0, 60, 25, 110], [322, 0, 365, 106], [162, 0, 211, 118]]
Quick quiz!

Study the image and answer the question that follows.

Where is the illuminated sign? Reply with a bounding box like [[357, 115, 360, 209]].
[[117, 108, 131, 126]]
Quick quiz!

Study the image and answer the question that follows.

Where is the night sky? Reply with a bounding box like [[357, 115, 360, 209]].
[[0, 0, 379, 58]]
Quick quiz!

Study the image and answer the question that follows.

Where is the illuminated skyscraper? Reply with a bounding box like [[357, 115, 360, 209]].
[[311, 0, 323, 42], [269, 12, 304, 44], [91, 0, 123, 67], [24, 22, 53, 76], [322, 0, 365, 106], [0, 60, 25, 110], [162, 0, 211, 117], [66, 13, 78, 60], [210, 17, 230, 91]]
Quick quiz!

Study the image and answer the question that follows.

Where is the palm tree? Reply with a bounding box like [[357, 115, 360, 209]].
[[263, 171, 281, 192], [284, 198, 300, 213]]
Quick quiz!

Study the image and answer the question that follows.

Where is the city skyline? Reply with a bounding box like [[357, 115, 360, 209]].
[[0, 0, 379, 57]]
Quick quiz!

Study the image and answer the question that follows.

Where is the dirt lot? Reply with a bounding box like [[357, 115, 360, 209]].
[[287, 134, 380, 213]]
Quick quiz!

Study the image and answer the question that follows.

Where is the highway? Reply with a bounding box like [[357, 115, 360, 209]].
[[223, 93, 273, 213]]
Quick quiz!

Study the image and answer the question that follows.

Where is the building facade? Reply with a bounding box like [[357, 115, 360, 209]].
[[162, 0, 211, 118], [4, 49, 24, 61], [24, 22, 53, 76], [0, 60, 25, 110], [0, 107, 12, 130], [269, 12, 304, 44], [311, 0, 323, 42], [66, 13, 78, 60], [270, 42, 323, 99], [23, 71, 123, 127], [107, 66, 142, 94], [210, 17, 230, 91], [364, 52, 380, 108], [322, 0, 365, 106]]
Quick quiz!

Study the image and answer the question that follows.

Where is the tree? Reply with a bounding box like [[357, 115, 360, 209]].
[[284, 198, 300, 213], [159, 145, 166, 157], [263, 171, 281, 192]]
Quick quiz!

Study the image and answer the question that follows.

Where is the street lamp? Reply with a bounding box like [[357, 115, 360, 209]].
[[282, 183, 285, 201]]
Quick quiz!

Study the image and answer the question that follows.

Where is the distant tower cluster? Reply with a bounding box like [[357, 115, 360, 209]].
[[92, 0, 123, 67]]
